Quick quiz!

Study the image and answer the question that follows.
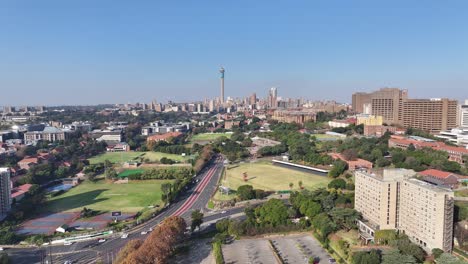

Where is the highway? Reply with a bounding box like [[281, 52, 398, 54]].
[[7, 155, 242, 264]]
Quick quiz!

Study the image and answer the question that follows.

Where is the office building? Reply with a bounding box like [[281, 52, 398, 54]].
[[250, 93, 257, 107], [0, 168, 11, 220], [401, 98, 458, 134], [461, 100, 468, 128], [220, 67, 225, 105], [268, 87, 278, 109], [356, 114, 383, 126], [355, 169, 454, 252]]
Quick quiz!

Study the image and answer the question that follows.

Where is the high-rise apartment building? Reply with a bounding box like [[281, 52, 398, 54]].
[[352, 88, 407, 124], [268, 87, 278, 109], [355, 169, 454, 252], [401, 98, 458, 134], [461, 100, 468, 128], [0, 168, 11, 220], [250, 93, 257, 106], [352, 88, 457, 133]]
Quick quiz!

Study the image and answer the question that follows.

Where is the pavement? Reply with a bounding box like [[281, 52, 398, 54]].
[[6, 155, 237, 264], [223, 234, 332, 264]]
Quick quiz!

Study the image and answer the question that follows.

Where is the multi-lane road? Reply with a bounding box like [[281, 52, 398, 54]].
[[8, 155, 241, 264]]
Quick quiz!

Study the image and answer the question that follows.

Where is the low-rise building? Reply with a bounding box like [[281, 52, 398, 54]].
[[329, 153, 373, 171], [363, 125, 403, 137], [272, 109, 316, 125], [436, 127, 468, 148], [328, 119, 355, 128], [389, 135, 468, 165], [24, 126, 70, 143], [147, 131, 183, 143], [106, 142, 130, 152], [356, 114, 383, 126], [418, 169, 461, 189], [11, 183, 32, 203]]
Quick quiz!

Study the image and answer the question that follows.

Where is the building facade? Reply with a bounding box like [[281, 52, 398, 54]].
[[355, 169, 454, 252], [401, 98, 458, 134], [461, 100, 468, 128], [0, 168, 11, 220], [272, 109, 316, 125]]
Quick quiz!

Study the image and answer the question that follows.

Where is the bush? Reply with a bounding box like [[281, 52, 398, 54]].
[[328, 179, 346, 189], [213, 241, 224, 264]]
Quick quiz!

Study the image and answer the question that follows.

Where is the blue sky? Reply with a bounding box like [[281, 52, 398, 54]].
[[1, 1, 467, 105]]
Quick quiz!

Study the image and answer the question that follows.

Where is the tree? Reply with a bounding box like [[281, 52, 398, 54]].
[[115, 240, 143, 264], [328, 160, 347, 178], [298, 180, 304, 189], [161, 183, 172, 203], [289, 182, 294, 190], [436, 253, 465, 264], [255, 198, 289, 227], [328, 179, 346, 189], [352, 250, 380, 264], [329, 208, 361, 231], [374, 230, 397, 245], [191, 209, 204, 231], [407, 143, 416, 151], [382, 249, 416, 264], [341, 149, 358, 161], [237, 185, 255, 201], [431, 248, 444, 259], [105, 167, 117, 180]]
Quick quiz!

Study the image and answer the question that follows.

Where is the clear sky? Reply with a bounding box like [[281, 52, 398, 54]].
[[1, 1, 467, 105]]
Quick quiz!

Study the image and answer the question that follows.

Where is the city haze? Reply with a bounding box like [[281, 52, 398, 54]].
[[1, 1, 468, 105]]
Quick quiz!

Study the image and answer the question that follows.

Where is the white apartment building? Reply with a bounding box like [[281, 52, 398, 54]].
[[461, 100, 468, 128], [0, 168, 11, 220], [355, 169, 454, 252]]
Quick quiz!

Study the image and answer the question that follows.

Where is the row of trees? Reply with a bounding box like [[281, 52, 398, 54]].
[[124, 167, 192, 180], [116, 216, 187, 264]]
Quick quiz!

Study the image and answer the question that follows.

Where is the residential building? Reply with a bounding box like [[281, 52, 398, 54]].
[[90, 129, 123, 143], [224, 120, 240, 130], [460, 100, 468, 128], [352, 88, 407, 124], [272, 109, 316, 125], [11, 184, 32, 203], [24, 126, 70, 143], [401, 98, 458, 133], [329, 153, 373, 171], [356, 114, 383, 126], [147, 131, 183, 143], [106, 142, 130, 152], [355, 169, 454, 252], [389, 135, 468, 164], [419, 169, 461, 189], [364, 125, 403, 137], [0, 168, 11, 220]]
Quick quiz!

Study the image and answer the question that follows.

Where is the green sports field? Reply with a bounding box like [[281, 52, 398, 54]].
[[45, 179, 172, 213], [214, 161, 330, 200], [190, 133, 232, 142], [88, 151, 189, 164]]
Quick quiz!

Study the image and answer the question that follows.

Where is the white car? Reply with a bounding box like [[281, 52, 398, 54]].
[[141, 231, 148, 235], [64, 241, 73, 246], [221, 211, 227, 214], [98, 239, 106, 243], [0, 247, 3, 251], [121, 233, 129, 239]]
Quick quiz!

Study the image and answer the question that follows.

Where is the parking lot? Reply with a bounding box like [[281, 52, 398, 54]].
[[222, 234, 332, 264]]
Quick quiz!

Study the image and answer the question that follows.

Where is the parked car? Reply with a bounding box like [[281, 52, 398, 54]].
[[121, 233, 129, 239], [64, 241, 73, 246], [98, 239, 106, 243], [141, 231, 148, 235]]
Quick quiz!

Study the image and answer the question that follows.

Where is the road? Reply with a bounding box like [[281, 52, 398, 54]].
[[7, 155, 240, 264]]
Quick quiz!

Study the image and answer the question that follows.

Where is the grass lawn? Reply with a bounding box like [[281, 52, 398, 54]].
[[45, 179, 172, 213], [214, 161, 330, 200], [455, 189, 468, 197], [88, 151, 189, 164], [190, 132, 232, 142], [312, 134, 343, 141]]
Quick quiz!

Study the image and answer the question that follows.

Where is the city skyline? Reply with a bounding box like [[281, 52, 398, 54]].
[[1, 1, 468, 105]]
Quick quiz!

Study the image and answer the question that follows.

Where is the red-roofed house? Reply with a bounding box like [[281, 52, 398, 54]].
[[147, 132, 183, 143], [419, 169, 460, 189], [389, 135, 468, 165], [329, 153, 373, 171], [11, 184, 33, 202], [18, 157, 40, 170]]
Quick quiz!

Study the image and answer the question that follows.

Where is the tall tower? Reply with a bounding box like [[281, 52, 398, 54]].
[[220, 67, 225, 104]]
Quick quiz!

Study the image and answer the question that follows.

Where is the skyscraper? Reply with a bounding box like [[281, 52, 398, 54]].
[[0, 168, 11, 220], [268, 87, 278, 108], [220, 67, 225, 105], [460, 100, 468, 128]]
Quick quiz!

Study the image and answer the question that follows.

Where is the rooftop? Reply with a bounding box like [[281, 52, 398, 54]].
[[405, 178, 453, 193]]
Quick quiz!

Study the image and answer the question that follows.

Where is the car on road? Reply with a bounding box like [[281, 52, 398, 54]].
[[64, 261, 73, 264], [121, 233, 129, 239], [141, 231, 148, 235], [64, 241, 73, 246], [98, 239, 106, 243], [329, 258, 336, 263], [221, 210, 227, 214], [0, 247, 3, 251]]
